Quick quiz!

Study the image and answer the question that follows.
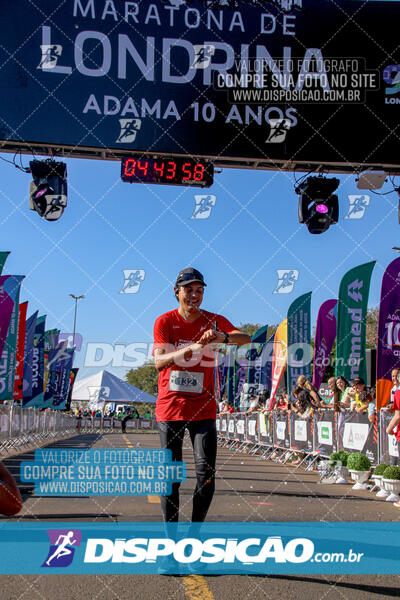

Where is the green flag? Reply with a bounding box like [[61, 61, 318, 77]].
[[335, 261, 375, 382], [0, 252, 9, 277]]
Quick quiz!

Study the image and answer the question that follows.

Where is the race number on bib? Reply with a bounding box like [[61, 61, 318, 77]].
[[169, 371, 204, 394]]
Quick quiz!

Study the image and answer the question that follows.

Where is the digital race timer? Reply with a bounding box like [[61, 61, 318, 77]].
[[120, 157, 214, 188]]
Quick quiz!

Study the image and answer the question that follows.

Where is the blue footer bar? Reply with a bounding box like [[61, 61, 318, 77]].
[[0, 522, 398, 574]]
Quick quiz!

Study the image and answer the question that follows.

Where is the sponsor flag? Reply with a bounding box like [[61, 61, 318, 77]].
[[312, 299, 338, 390], [215, 349, 228, 403], [65, 367, 79, 411], [22, 311, 38, 403], [0, 252, 9, 278], [287, 293, 312, 399], [376, 257, 400, 410], [0, 275, 24, 360], [268, 319, 288, 409], [24, 315, 46, 407], [0, 276, 24, 400], [43, 329, 60, 392], [234, 348, 248, 408], [225, 346, 237, 407], [246, 325, 268, 387], [13, 302, 28, 402], [335, 261, 375, 382]]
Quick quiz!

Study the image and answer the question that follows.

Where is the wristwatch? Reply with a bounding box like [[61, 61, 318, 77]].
[[222, 331, 229, 344]]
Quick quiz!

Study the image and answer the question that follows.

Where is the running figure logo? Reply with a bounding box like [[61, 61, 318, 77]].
[[345, 195, 370, 219], [116, 119, 142, 144], [38, 45, 62, 70], [42, 530, 82, 568], [273, 270, 299, 294], [191, 195, 216, 219], [191, 45, 216, 69], [120, 269, 146, 293], [266, 119, 291, 144]]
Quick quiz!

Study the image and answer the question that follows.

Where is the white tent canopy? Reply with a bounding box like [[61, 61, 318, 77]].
[[71, 370, 156, 409]]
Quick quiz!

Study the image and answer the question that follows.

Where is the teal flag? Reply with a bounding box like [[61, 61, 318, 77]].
[[335, 261, 376, 382], [0, 275, 24, 401], [0, 252, 9, 277], [287, 292, 312, 397]]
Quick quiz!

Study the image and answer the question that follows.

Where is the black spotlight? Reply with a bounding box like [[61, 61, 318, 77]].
[[296, 176, 340, 234], [29, 159, 67, 221]]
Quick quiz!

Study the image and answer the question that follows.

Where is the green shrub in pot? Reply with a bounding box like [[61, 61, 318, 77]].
[[347, 452, 371, 471], [373, 463, 389, 476], [329, 450, 350, 467], [382, 465, 400, 480]]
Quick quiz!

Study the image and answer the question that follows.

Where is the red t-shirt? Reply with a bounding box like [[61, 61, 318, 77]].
[[153, 309, 236, 421], [393, 390, 400, 442]]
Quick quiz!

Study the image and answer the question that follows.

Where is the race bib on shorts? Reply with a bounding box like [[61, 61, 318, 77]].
[[169, 371, 204, 394]]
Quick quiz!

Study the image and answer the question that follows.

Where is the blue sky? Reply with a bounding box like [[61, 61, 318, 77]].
[[0, 152, 398, 382]]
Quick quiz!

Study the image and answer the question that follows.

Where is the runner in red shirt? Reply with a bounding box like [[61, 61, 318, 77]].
[[153, 267, 250, 522]]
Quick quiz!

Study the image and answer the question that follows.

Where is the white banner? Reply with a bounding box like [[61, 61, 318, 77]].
[[294, 420, 307, 442], [317, 421, 333, 446], [276, 421, 286, 440], [343, 422, 369, 451]]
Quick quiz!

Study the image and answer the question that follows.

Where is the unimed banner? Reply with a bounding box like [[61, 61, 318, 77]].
[[337, 411, 378, 465], [2, 2, 400, 171], [312, 299, 337, 391], [336, 262, 375, 382], [0, 275, 24, 362], [287, 292, 311, 398], [376, 257, 400, 410]]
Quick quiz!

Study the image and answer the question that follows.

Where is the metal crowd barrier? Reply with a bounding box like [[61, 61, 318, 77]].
[[217, 409, 389, 467], [0, 405, 76, 454], [79, 416, 157, 433], [0, 406, 158, 455]]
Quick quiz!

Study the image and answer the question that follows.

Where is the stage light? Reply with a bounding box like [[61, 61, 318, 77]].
[[296, 176, 340, 235], [29, 159, 67, 221]]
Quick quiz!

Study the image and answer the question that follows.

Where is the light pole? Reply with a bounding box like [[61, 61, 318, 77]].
[[69, 294, 85, 347]]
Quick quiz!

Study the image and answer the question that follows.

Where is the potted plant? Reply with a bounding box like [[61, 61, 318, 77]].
[[329, 450, 350, 484], [347, 452, 371, 490], [372, 463, 390, 498], [382, 465, 400, 502]]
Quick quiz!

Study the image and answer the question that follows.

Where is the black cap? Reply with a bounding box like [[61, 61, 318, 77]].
[[175, 268, 207, 287]]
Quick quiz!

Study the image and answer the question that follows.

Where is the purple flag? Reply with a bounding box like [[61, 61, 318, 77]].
[[377, 257, 400, 410], [0, 276, 24, 360], [312, 299, 337, 390]]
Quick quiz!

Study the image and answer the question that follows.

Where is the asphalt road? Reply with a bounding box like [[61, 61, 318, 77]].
[[0, 432, 399, 600]]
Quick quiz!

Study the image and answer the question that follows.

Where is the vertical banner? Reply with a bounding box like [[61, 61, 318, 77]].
[[0, 252, 9, 278], [246, 325, 268, 387], [65, 367, 79, 412], [225, 346, 237, 407], [0, 276, 24, 400], [261, 332, 275, 393], [22, 311, 38, 404], [43, 329, 60, 393], [376, 257, 400, 410], [336, 261, 375, 382], [44, 341, 67, 408], [0, 275, 24, 360], [268, 319, 288, 409], [13, 302, 28, 402], [312, 299, 338, 390], [234, 347, 248, 408], [24, 315, 46, 407], [215, 350, 228, 404], [287, 292, 312, 398]]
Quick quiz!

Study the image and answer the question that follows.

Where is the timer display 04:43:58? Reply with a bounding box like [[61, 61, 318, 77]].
[[120, 157, 214, 187]]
